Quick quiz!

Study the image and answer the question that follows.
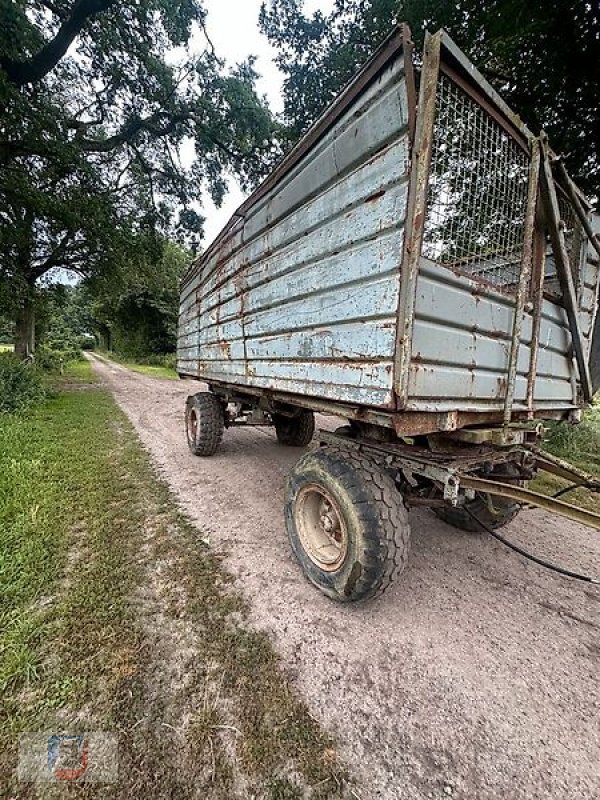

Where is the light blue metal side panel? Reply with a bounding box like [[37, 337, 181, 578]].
[[245, 320, 396, 361], [195, 59, 408, 299], [177, 275, 202, 375], [407, 260, 575, 411], [579, 215, 600, 356], [199, 138, 409, 314], [244, 275, 399, 339], [245, 361, 394, 406], [178, 52, 411, 407]]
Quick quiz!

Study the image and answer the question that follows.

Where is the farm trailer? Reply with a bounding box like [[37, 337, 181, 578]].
[[178, 25, 600, 601]]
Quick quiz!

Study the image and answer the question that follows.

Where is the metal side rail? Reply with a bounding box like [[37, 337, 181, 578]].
[[458, 475, 600, 531]]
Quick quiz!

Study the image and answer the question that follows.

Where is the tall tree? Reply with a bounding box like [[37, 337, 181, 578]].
[[0, 0, 282, 357], [88, 238, 190, 356], [259, 0, 600, 201]]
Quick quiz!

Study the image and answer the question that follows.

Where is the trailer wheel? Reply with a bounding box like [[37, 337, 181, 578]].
[[185, 392, 224, 456], [273, 409, 315, 446], [434, 463, 522, 532], [285, 447, 411, 601]]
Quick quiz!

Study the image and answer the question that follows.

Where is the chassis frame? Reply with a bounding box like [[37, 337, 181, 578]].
[[317, 430, 600, 531], [204, 379, 600, 533]]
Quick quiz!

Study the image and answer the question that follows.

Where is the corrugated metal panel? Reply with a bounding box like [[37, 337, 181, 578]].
[[407, 259, 575, 412], [579, 215, 600, 357], [178, 26, 596, 421], [178, 46, 411, 407]]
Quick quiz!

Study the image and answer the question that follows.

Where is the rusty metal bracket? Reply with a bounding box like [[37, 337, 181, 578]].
[[394, 30, 442, 407], [526, 215, 547, 414], [539, 134, 593, 404], [530, 447, 600, 487], [503, 138, 541, 425], [553, 158, 600, 262], [318, 429, 600, 529]]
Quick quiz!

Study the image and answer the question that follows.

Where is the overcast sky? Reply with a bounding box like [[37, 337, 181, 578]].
[[199, 0, 335, 244]]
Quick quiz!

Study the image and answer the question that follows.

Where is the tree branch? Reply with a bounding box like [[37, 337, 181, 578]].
[[78, 109, 193, 152], [30, 230, 74, 278], [0, 0, 117, 86]]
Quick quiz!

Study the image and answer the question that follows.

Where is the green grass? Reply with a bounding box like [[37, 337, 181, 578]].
[[0, 343, 13, 352], [0, 368, 351, 798], [98, 349, 178, 380], [122, 361, 177, 380], [59, 357, 99, 383], [531, 402, 600, 513], [542, 402, 600, 475]]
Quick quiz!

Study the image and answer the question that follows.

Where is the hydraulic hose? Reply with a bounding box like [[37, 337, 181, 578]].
[[464, 507, 600, 585]]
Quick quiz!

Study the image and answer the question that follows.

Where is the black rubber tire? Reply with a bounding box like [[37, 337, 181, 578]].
[[434, 463, 522, 532], [273, 409, 315, 447], [185, 392, 224, 457], [285, 446, 411, 602]]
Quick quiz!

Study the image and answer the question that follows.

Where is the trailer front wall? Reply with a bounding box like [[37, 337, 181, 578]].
[[178, 43, 411, 407], [405, 50, 586, 414], [408, 260, 575, 412]]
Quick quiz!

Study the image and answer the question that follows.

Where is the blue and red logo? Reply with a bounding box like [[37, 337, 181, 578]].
[[47, 735, 89, 781]]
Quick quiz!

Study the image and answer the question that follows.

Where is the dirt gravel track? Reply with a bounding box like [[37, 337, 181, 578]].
[[88, 354, 600, 800]]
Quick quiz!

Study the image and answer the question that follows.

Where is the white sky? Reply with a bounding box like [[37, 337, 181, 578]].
[[198, 0, 335, 244]]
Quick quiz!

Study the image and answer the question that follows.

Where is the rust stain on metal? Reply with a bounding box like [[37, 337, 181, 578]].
[[496, 376, 508, 399], [364, 189, 386, 204]]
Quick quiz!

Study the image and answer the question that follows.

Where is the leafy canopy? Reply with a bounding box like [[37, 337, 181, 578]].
[[0, 0, 282, 316], [260, 0, 600, 201]]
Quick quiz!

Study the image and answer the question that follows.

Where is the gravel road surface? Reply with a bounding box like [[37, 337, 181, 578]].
[[88, 353, 600, 800]]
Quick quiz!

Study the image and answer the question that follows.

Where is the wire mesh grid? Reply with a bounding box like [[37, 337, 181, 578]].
[[544, 192, 584, 298], [422, 75, 531, 291]]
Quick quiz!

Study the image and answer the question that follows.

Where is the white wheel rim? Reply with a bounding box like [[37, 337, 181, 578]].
[[295, 484, 348, 571]]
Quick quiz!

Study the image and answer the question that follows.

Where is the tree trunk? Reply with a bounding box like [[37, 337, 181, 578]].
[[14, 287, 36, 359], [96, 322, 112, 351]]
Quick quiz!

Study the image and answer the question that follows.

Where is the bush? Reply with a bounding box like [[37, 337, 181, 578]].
[[36, 345, 82, 373], [0, 353, 46, 413], [80, 335, 95, 351], [139, 352, 176, 370], [109, 351, 176, 370]]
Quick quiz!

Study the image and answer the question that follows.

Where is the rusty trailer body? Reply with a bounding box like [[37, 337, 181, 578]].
[[179, 26, 600, 601], [178, 27, 599, 435]]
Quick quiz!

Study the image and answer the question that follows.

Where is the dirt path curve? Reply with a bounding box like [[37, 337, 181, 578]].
[[87, 353, 600, 800]]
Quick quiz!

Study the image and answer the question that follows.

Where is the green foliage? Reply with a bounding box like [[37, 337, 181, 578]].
[[543, 403, 600, 476], [143, 352, 177, 370], [90, 238, 189, 358], [35, 283, 91, 351], [0, 353, 46, 412], [35, 345, 82, 374], [0, 0, 283, 355], [100, 349, 178, 379], [260, 0, 600, 201]]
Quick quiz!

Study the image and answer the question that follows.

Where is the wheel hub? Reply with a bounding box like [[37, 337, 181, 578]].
[[295, 485, 348, 571]]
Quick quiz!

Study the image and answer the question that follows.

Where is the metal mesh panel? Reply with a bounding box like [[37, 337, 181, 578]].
[[422, 75, 531, 291], [544, 192, 584, 298]]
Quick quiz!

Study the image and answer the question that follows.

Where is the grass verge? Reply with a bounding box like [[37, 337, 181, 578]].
[[97, 350, 177, 380], [532, 402, 600, 513], [0, 367, 352, 798]]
